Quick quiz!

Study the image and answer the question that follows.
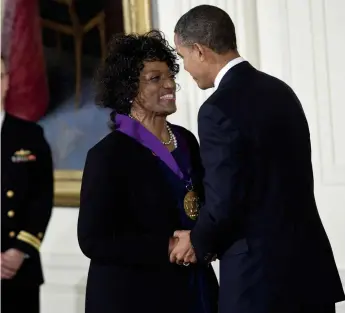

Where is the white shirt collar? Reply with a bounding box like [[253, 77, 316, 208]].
[[0, 109, 5, 127], [214, 56, 245, 90]]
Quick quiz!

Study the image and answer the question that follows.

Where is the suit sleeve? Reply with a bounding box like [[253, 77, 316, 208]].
[[191, 103, 248, 262], [13, 137, 54, 257], [77, 147, 171, 266]]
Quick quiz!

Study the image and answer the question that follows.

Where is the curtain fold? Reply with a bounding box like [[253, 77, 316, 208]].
[[2, 0, 49, 122]]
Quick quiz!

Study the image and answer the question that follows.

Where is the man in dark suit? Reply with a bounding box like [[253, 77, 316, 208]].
[[1, 57, 54, 313], [170, 5, 345, 313]]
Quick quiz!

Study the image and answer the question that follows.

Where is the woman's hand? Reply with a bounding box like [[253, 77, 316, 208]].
[[169, 231, 197, 265]]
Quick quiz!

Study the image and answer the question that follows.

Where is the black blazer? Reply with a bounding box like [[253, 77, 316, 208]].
[[191, 61, 345, 312], [1, 113, 53, 287], [77, 125, 218, 313]]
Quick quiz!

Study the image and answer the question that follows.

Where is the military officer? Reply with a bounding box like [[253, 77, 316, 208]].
[[1, 57, 54, 313]]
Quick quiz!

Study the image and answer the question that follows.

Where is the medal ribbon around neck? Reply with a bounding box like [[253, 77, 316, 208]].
[[174, 131, 201, 221], [115, 114, 183, 179], [116, 114, 200, 220]]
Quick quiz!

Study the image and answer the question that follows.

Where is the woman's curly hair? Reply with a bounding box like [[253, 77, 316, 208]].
[[95, 30, 179, 120]]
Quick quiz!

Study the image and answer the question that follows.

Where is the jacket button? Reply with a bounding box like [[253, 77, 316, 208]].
[[6, 190, 14, 198], [37, 232, 43, 239], [7, 210, 15, 218], [9, 231, 16, 238]]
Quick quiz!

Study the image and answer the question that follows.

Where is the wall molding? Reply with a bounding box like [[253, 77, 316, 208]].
[[42, 252, 88, 289], [42, 252, 89, 269]]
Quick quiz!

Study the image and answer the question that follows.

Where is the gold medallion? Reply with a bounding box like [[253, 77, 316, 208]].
[[183, 191, 200, 220]]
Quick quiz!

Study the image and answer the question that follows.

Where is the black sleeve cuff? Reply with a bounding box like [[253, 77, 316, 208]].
[[12, 231, 41, 257], [190, 227, 216, 264]]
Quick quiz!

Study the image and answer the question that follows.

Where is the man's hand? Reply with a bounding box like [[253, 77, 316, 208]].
[[169, 236, 179, 254], [170, 230, 197, 265], [1, 249, 25, 279]]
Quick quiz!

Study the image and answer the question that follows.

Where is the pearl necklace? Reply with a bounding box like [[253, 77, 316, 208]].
[[128, 114, 178, 148], [166, 123, 178, 148]]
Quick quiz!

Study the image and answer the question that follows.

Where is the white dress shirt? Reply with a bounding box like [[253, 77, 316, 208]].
[[214, 56, 245, 90]]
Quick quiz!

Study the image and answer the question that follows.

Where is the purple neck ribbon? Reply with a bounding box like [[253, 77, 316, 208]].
[[115, 114, 184, 179]]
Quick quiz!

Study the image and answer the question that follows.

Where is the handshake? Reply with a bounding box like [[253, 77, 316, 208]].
[[168, 230, 196, 266]]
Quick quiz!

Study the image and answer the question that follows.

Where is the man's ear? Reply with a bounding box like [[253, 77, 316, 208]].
[[192, 43, 206, 62]]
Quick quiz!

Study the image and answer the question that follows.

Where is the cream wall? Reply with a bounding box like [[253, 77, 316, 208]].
[[40, 1, 345, 312]]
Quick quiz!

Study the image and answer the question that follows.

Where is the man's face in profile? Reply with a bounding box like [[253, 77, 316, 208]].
[[174, 34, 214, 90], [1, 58, 9, 107]]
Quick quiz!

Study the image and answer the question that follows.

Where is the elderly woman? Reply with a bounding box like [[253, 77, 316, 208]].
[[77, 31, 218, 313]]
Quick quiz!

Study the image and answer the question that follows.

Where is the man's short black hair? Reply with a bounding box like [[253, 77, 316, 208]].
[[174, 5, 237, 54]]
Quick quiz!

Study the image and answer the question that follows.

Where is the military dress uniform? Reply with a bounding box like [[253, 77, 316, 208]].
[[1, 113, 53, 313]]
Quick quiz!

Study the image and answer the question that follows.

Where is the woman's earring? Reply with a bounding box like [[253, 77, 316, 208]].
[[129, 99, 133, 104]]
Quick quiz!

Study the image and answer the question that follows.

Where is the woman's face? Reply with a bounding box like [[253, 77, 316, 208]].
[[134, 61, 177, 116]]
